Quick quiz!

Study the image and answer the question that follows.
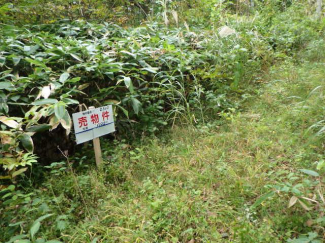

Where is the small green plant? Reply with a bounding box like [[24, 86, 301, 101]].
[[7, 214, 62, 243], [288, 232, 323, 243]]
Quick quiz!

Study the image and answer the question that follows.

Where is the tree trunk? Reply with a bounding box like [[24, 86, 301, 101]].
[[316, 0, 323, 19], [250, 0, 255, 8]]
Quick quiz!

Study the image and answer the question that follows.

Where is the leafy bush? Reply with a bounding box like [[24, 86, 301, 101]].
[[1, 0, 323, 183], [0, 0, 155, 25], [0, 19, 277, 171]]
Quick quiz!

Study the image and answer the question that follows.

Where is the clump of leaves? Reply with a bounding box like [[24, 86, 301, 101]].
[[1, 1, 322, 175], [0, 20, 267, 169]]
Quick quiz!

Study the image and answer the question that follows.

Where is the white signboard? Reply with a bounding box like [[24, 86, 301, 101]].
[[72, 105, 115, 144]]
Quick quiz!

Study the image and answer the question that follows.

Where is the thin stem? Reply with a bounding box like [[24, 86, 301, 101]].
[[57, 146, 91, 217]]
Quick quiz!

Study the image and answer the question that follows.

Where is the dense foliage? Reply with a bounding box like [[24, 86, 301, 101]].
[[0, 0, 312, 26], [1, 0, 325, 242], [1, 2, 323, 171]]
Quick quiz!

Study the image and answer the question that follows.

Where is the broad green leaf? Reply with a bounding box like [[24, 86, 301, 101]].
[[0, 103, 9, 113], [299, 169, 319, 177], [34, 214, 54, 224], [317, 160, 325, 170], [0, 157, 20, 170], [10, 95, 20, 102], [66, 77, 81, 83], [30, 221, 41, 240], [124, 77, 134, 93], [32, 99, 58, 105], [23, 46, 31, 52], [46, 241, 62, 243], [25, 58, 47, 68], [18, 134, 34, 152], [308, 232, 319, 238], [12, 168, 28, 178], [0, 56, 5, 67], [287, 237, 310, 243], [104, 99, 120, 105], [316, 217, 325, 223], [59, 72, 70, 83], [251, 191, 275, 208], [0, 82, 14, 90], [141, 67, 158, 73], [0, 116, 19, 128], [8, 221, 25, 227], [7, 184, 15, 191], [62, 98, 79, 105], [91, 238, 99, 243], [36, 239, 46, 243], [56, 219, 67, 231], [60, 112, 72, 135], [292, 186, 302, 195], [26, 124, 52, 132], [54, 102, 67, 120], [130, 97, 141, 115], [0, 92, 9, 113], [5, 234, 28, 243], [15, 240, 31, 243], [121, 50, 136, 58], [49, 115, 60, 130], [29, 213, 54, 240], [13, 56, 21, 66], [105, 72, 114, 80], [70, 53, 83, 62]]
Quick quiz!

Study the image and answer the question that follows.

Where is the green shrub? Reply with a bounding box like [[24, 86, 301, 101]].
[[0, 19, 279, 172]]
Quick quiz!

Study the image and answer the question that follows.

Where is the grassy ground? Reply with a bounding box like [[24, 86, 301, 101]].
[[51, 50, 325, 242], [2, 47, 325, 243]]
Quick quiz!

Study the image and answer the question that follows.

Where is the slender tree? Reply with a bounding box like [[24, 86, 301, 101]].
[[250, 0, 255, 8], [316, 0, 323, 19]]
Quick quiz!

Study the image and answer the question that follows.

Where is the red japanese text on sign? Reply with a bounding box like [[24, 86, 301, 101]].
[[78, 117, 88, 128], [91, 114, 99, 124], [102, 111, 110, 121]]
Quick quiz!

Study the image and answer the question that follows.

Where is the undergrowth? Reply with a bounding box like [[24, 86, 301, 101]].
[[1, 40, 325, 242], [1, 2, 325, 243]]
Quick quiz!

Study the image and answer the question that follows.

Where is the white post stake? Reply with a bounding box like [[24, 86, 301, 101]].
[[89, 106, 103, 168]]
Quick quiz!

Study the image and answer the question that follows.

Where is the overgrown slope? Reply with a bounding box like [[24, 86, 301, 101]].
[[2, 36, 325, 243], [1, 4, 322, 172], [1, 2, 325, 243]]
